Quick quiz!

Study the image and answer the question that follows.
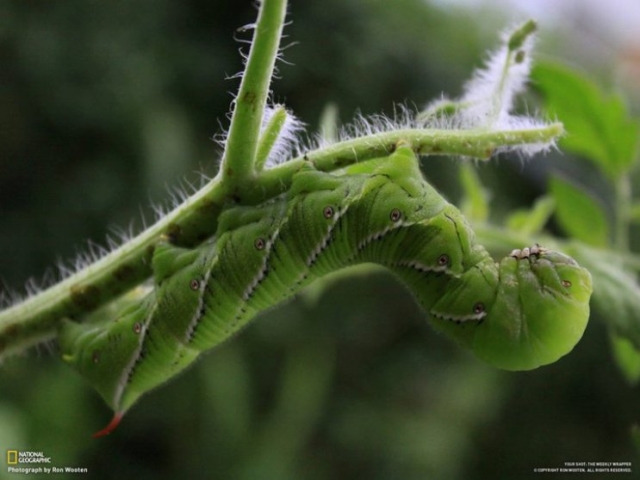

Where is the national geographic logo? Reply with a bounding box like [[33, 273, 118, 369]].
[[5, 449, 89, 475], [6, 450, 51, 465]]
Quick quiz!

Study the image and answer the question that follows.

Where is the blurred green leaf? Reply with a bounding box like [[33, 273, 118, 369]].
[[533, 62, 639, 180], [319, 103, 339, 144], [459, 163, 489, 223], [506, 195, 555, 236], [566, 243, 640, 349], [550, 175, 609, 247], [630, 203, 640, 223], [610, 333, 640, 384]]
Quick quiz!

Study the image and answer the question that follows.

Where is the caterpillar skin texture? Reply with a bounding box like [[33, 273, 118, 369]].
[[59, 145, 592, 436]]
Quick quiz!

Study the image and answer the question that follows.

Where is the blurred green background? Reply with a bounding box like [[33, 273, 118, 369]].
[[1, 0, 639, 479]]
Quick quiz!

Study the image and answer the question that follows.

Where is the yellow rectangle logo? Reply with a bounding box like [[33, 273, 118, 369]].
[[7, 450, 18, 465]]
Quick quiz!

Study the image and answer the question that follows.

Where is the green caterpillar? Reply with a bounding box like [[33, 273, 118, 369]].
[[58, 145, 592, 436]]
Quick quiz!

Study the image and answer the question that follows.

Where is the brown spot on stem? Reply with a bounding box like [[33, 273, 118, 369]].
[[113, 264, 135, 283], [2, 323, 20, 341], [70, 284, 101, 311], [165, 223, 182, 243], [243, 91, 257, 109], [197, 199, 222, 216]]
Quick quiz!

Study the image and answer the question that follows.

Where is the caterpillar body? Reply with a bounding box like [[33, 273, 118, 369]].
[[58, 145, 592, 436]]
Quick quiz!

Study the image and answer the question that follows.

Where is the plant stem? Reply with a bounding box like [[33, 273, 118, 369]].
[[614, 175, 632, 252], [221, 0, 288, 185], [254, 123, 563, 203], [490, 20, 537, 125], [0, 177, 229, 359], [0, 120, 563, 360], [255, 106, 288, 171]]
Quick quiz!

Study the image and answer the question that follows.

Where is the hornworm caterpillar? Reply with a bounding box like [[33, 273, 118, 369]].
[[58, 145, 592, 436]]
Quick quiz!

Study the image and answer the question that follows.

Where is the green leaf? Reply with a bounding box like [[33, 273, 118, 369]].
[[459, 163, 489, 223], [532, 62, 639, 180], [506, 195, 555, 236], [610, 333, 640, 384], [630, 203, 640, 223], [549, 175, 609, 247], [565, 243, 640, 351]]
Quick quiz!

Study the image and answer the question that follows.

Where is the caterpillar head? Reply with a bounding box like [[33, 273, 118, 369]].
[[430, 246, 592, 371]]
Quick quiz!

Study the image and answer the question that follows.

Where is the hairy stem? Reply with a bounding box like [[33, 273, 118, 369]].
[[221, 0, 288, 185], [0, 122, 563, 359], [256, 106, 288, 171], [0, 178, 229, 358], [254, 123, 563, 203], [490, 20, 536, 124]]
